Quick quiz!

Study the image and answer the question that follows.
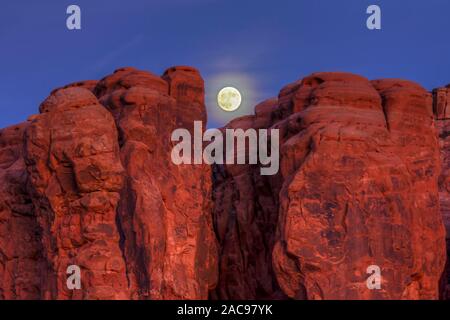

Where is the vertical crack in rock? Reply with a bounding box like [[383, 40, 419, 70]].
[[210, 104, 286, 300]]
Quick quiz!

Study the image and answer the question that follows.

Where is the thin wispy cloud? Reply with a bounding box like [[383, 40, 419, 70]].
[[87, 34, 145, 75]]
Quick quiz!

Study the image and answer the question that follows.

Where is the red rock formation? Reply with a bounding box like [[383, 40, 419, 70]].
[[435, 85, 450, 232], [434, 84, 450, 299], [434, 85, 450, 120], [213, 73, 447, 300], [0, 66, 218, 300], [96, 67, 218, 299], [25, 87, 129, 299], [0, 123, 43, 299], [0, 67, 448, 300]]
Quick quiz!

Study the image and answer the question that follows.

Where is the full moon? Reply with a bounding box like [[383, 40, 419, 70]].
[[217, 87, 242, 112]]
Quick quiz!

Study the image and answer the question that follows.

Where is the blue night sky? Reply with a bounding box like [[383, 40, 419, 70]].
[[1, 0, 449, 128]]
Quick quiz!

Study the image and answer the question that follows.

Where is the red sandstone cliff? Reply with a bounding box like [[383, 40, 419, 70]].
[[434, 84, 450, 299], [0, 66, 218, 300], [0, 67, 448, 300], [212, 73, 447, 299]]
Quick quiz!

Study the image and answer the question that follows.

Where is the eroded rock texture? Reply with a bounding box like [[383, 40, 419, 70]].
[[0, 66, 217, 300], [0, 68, 448, 300], [213, 73, 447, 300], [434, 84, 450, 299], [0, 123, 43, 299], [25, 87, 129, 299], [96, 67, 217, 299]]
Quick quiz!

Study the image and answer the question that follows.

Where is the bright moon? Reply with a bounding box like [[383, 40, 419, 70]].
[[217, 87, 242, 112]]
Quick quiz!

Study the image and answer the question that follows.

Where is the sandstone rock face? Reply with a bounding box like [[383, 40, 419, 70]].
[[0, 68, 448, 300], [213, 73, 447, 300], [0, 66, 217, 300], [435, 84, 450, 299], [0, 123, 43, 299], [25, 87, 129, 299], [435, 86, 450, 233], [96, 67, 218, 299], [434, 85, 450, 120]]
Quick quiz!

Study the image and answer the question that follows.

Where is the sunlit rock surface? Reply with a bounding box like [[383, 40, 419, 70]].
[[213, 73, 446, 300], [0, 68, 448, 300]]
